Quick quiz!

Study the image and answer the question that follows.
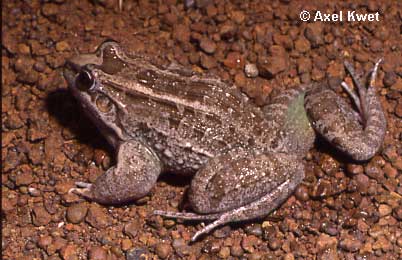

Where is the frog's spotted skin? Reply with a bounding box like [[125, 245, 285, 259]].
[[156, 60, 386, 241], [305, 60, 386, 161], [64, 41, 386, 242]]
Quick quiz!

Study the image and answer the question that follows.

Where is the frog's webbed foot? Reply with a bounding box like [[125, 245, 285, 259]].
[[155, 151, 305, 242], [306, 59, 386, 161], [341, 59, 383, 124]]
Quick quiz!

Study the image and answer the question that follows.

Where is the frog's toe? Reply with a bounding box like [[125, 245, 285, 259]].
[[75, 181, 93, 188], [69, 182, 95, 200], [153, 210, 220, 220]]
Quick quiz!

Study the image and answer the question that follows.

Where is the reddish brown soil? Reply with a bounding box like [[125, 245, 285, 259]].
[[2, 0, 402, 259]]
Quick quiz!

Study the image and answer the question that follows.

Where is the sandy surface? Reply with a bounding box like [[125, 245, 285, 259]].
[[2, 0, 402, 259]]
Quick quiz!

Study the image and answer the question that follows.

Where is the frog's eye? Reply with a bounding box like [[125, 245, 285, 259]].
[[96, 94, 113, 113], [76, 70, 95, 91]]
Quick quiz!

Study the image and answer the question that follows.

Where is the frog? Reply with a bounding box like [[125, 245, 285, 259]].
[[64, 40, 386, 241]]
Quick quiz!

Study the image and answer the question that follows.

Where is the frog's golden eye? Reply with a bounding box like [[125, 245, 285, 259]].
[[96, 95, 113, 113], [76, 70, 95, 91]]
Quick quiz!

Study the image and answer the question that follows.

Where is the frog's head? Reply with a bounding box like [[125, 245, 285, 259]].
[[63, 40, 130, 148]]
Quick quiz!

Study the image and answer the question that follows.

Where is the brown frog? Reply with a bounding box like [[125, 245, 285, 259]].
[[64, 41, 386, 241]]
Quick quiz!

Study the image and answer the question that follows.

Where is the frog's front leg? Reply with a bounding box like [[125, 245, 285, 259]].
[[70, 139, 162, 204], [155, 150, 304, 241], [305, 59, 386, 161]]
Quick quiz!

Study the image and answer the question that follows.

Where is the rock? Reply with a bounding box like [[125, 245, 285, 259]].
[[230, 10, 245, 24], [14, 57, 39, 84], [218, 246, 230, 258], [60, 244, 78, 260], [268, 237, 281, 251], [304, 23, 324, 48], [354, 51, 370, 63], [326, 61, 344, 78], [294, 37, 311, 53], [32, 206, 52, 226], [316, 233, 338, 252], [66, 203, 88, 224], [88, 246, 108, 260], [126, 248, 149, 260], [393, 205, 402, 220], [378, 204, 392, 217], [155, 242, 172, 259], [15, 169, 34, 186], [27, 117, 48, 141], [241, 235, 260, 253], [283, 253, 295, 260], [121, 239, 132, 251], [172, 238, 190, 256], [257, 46, 288, 78], [244, 63, 259, 78], [173, 24, 190, 44], [124, 220, 141, 239], [370, 38, 383, 52], [37, 235, 53, 250], [395, 102, 402, 118], [17, 43, 31, 55], [220, 22, 237, 40], [273, 34, 293, 50], [41, 3, 58, 17], [199, 37, 216, 54], [212, 225, 231, 238], [383, 71, 397, 87], [230, 244, 244, 257], [223, 52, 244, 69], [339, 237, 362, 252], [200, 53, 217, 69], [55, 41, 70, 52], [372, 235, 392, 251], [297, 57, 312, 74], [294, 184, 309, 201], [85, 204, 111, 229]]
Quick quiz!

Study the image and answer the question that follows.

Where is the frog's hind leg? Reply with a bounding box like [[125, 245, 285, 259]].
[[156, 175, 302, 242], [155, 151, 305, 242], [69, 139, 162, 204], [305, 59, 386, 161]]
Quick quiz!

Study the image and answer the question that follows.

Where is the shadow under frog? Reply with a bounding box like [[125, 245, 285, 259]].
[[63, 41, 386, 242]]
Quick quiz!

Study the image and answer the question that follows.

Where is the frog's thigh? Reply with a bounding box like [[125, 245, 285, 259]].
[[86, 139, 161, 204], [305, 87, 386, 161], [189, 151, 304, 215]]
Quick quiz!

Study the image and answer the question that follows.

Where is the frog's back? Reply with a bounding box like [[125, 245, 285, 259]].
[[119, 61, 271, 173]]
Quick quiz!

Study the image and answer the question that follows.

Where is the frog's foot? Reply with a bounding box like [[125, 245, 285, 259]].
[[305, 59, 386, 161], [68, 182, 96, 200], [341, 59, 383, 124], [153, 210, 234, 242]]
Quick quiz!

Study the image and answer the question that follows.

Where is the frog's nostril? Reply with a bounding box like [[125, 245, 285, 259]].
[[76, 70, 95, 91]]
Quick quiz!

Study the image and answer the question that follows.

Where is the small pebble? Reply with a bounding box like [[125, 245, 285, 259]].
[[66, 203, 88, 224], [244, 63, 259, 78], [199, 37, 216, 54], [155, 242, 172, 259], [88, 246, 108, 260]]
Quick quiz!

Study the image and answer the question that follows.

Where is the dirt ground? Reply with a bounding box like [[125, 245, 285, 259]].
[[2, 0, 402, 259]]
